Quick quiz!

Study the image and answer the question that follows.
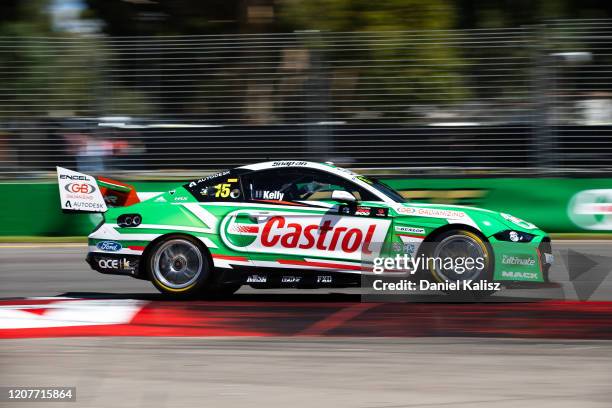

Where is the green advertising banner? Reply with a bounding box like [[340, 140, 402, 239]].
[[385, 178, 612, 234], [0, 181, 177, 237], [2, 178, 612, 236]]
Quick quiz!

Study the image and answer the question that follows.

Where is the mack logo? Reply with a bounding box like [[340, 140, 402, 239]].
[[501, 271, 538, 280], [96, 241, 122, 252], [260, 216, 377, 254], [65, 182, 97, 194]]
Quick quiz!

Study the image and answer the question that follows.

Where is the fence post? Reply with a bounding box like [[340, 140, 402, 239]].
[[530, 24, 557, 172], [298, 30, 332, 161]]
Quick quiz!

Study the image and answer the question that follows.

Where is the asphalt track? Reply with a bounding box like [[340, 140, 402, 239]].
[[1, 241, 612, 407], [2, 337, 612, 408], [2, 240, 612, 300]]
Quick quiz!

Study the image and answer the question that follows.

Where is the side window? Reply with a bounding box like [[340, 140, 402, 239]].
[[243, 169, 380, 203], [243, 169, 303, 202], [184, 171, 244, 202]]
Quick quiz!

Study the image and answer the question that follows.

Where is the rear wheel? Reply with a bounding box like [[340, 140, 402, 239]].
[[424, 229, 496, 299], [148, 236, 211, 298]]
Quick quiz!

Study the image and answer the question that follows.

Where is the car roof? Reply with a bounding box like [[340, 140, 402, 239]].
[[237, 161, 395, 204], [238, 161, 359, 178]]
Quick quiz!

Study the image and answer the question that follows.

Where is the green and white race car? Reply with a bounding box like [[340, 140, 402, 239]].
[[57, 161, 553, 298]]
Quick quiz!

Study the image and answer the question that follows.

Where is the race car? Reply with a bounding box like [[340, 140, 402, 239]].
[[57, 161, 553, 298]]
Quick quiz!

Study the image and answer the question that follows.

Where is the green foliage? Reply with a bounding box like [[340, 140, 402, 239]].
[[279, 0, 456, 31], [278, 0, 469, 120], [0, 0, 153, 119]]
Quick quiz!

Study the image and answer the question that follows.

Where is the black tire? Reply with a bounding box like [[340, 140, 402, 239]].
[[423, 228, 496, 300], [147, 235, 212, 299]]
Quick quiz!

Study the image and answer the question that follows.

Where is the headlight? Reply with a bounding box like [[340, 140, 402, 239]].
[[493, 230, 535, 242]]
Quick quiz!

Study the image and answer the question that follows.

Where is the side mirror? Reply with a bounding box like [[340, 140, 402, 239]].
[[331, 190, 356, 203]]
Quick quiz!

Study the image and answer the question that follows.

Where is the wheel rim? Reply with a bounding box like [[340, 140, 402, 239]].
[[432, 234, 487, 281], [152, 239, 203, 289]]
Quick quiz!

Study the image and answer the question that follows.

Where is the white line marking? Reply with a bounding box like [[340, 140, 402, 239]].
[[0, 243, 87, 249]]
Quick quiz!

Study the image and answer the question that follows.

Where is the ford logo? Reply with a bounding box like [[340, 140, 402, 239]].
[[96, 241, 122, 252]]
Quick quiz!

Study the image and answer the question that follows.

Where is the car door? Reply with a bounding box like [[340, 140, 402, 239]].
[[235, 168, 392, 274]]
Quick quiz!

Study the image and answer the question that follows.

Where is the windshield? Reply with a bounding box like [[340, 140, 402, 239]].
[[358, 176, 407, 203]]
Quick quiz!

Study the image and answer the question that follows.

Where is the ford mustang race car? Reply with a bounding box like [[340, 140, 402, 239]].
[[57, 161, 553, 298]]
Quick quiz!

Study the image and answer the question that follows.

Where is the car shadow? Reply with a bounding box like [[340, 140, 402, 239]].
[[53, 291, 556, 303]]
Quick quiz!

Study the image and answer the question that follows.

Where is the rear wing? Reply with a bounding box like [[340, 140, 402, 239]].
[[97, 176, 140, 207], [56, 167, 139, 213]]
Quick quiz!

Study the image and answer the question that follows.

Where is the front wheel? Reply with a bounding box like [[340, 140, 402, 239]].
[[424, 229, 496, 299], [147, 236, 212, 298]]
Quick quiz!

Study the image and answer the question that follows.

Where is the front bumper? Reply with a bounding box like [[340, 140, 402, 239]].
[[490, 236, 553, 284]]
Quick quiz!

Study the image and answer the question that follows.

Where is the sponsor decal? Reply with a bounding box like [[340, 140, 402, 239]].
[[59, 174, 89, 181], [500, 213, 537, 230], [340, 205, 388, 218], [568, 189, 612, 230], [57, 167, 107, 213], [96, 241, 122, 252], [397, 189, 487, 205], [281, 276, 302, 283], [221, 211, 390, 261], [404, 243, 418, 257], [97, 258, 133, 270], [502, 254, 536, 266], [355, 206, 371, 216], [396, 206, 466, 218], [394, 226, 425, 235], [373, 208, 388, 217], [271, 161, 308, 167], [501, 271, 539, 280], [64, 201, 106, 210], [246, 275, 267, 283], [261, 217, 374, 253], [196, 179, 241, 200], [64, 182, 97, 194], [254, 190, 285, 201], [187, 171, 230, 188], [316, 275, 332, 283]]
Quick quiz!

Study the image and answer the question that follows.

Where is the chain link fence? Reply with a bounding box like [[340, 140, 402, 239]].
[[1, 20, 612, 177]]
